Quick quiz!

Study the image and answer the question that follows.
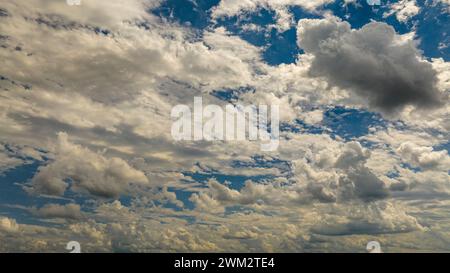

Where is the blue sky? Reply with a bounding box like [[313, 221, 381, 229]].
[[152, 0, 449, 64]]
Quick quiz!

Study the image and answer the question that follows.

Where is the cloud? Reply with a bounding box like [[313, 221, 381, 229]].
[[397, 142, 450, 170], [30, 203, 84, 220], [1, 0, 155, 30], [434, 0, 450, 13], [211, 0, 334, 31], [30, 132, 149, 198], [0, 145, 24, 173], [190, 143, 389, 212], [339, 166, 390, 201], [0, 0, 449, 253], [311, 202, 424, 236], [297, 18, 445, 114], [334, 141, 370, 169], [384, 0, 420, 23], [212, 0, 333, 18], [0, 217, 19, 233]]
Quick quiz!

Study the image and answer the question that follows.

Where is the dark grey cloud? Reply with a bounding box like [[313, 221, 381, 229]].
[[306, 183, 337, 203], [311, 219, 418, 236], [339, 166, 390, 202], [297, 18, 445, 114], [0, 8, 9, 17], [332, 142, 389, 202]]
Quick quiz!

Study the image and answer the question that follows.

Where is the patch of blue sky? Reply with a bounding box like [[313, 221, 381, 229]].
[[386, 169, 400, 179], [212, 94, 403, 152], [214, 7, 302, 65], [215, 6, 322, 65], [152, 199, 183, 211], [0, 156, 125, 224], [0, 162, 39, 206], [262, 27, 301, 65], [211, 86, 255, 103], [0, 205, 43, 226], [326, 0, 411, 33], [152, 1, 323, 65], [327, 0, 450, 61], [289, 5, 323, 22], [400, 162, 422, 173], [231, 155, 293, 176], [166, 187, 196, 210], [322, 106, 387, 141], [93, 27, 111, 36], [151, 1, 448, 62], [151, 0, 220, 29], [0, 146, 135, 211], [279, 106, 389, 148], [415, 0, 450, 61], [126, 196, 147, 209], [183, 171, 275, 191], [435, 141, 450, 154], [0, 161, 70, 225], [214, 8, 279, 46], [281, 119, 327, 135], [330, 0, 449, 61]]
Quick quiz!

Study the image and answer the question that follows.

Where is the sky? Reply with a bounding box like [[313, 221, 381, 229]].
[[0, 0, 449, 253]]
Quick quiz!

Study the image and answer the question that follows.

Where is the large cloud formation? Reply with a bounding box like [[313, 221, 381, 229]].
[[297, 18, 445, 114], [30, 133, 149, 198]]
